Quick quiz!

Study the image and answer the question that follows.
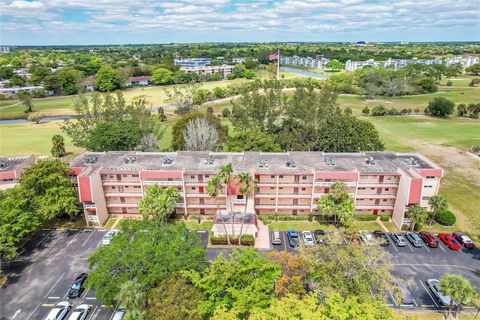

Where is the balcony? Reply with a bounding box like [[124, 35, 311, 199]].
[[143, 180, 183, 186], [186, 204, 227, 208], [174, 203, 185, 208], [84, 204, 96, 210], [313, 193, 355, 198], [355, 194, 397, 199], [233, 198, 247, 204], [86, 215, 98, 221], [355, 205, 395, 210], [314, 181, 356, 187], [103, 180, 141, 186], [105, 192, 143, 197]]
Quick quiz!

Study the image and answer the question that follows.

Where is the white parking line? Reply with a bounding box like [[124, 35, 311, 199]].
[[412, 298, 418, 307], [26, 303, 41, 320], [88, 305, 99, 320], [82, 230, 97, 247], [423, 244, 430, 253], [47, 296, 60, 299], [404, 239, 414, 252], [419, 280, 438, 308], [37, 230, 54, 247], [391, 242, 399, 253], [438, 243, 447, 253], [66, 230, 82, 246], [387, 288, 397, 306], [44, 272, 65, 299]]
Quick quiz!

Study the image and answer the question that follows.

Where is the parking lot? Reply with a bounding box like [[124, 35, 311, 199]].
[[0, 229, 114, 320], [269, 229, 480, 312]]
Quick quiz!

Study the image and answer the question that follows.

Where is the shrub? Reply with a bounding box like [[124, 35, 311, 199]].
[[222, 108, 231, 117], [210, 235, 228, 245], [362, 106, 370, 115], [446, 80, 452, 86], [380, 215, 390, 222], [414, 222, 423, 232], [425, 97, 455, 117], [371, 105, 388, 116], [308, 212, 314, 222], [277, 215, 309, 221], [239, 234, 255, 246], [436, 209, 456, 226], [355, 215, 377, 221]]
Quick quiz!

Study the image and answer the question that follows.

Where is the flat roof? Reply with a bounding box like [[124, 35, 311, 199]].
[[0, 155, 34, 172], [71, 151, 439, 176]]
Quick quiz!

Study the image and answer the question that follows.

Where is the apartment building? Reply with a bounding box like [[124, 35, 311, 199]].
[[444, 56, 479, 67], [280, 56, 329, 69], [345, 59, 379, 71], [180, 65, 235, 79], [70, 151, 443, 228], [174, 58, 212, 68], [0, 155, 35, 189]]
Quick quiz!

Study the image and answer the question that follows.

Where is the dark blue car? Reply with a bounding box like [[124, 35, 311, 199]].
[[287, 229, 299, 248]]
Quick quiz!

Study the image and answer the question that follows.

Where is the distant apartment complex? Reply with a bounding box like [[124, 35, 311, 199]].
[[0, 155, 35, 189], [70, 151, 443, 228], [180, 65, 235, 78], [174, 58, 212, 68], [0, 86, 46, 96], [280, 56, 329, 69]]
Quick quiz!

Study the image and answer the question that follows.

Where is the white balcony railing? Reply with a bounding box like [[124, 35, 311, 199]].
[[174, 203, 185, 208], [313, 193, 355, 198], [86, 215, 98, 221], [233, 199, 247, 204], [84, 204, 96, 209], [314, 181, 357, 187], [143, 180, 183, 186]]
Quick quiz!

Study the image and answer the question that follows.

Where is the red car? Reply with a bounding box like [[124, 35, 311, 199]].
[[452, 232, 476, 250], [419, 231, 438, 248], [438, 233, 461, 250]]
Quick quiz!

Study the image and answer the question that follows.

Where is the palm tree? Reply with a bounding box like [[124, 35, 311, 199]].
[[407, 205, 428, 231], [218, 163, 237, 240], [115, 280, 146, 310], [237, 172, 255, 245], [440, 273, 477, 319], [317, 181, 354, 227], [428, 195, 448, 226], [207, 175, 230, 244]]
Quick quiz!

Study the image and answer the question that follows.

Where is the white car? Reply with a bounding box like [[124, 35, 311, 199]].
[[102, 230, 119, 245], [302, 231, 315, 245], [67, 304, 90, 320], [44, 301, 70, 320], [427, 279, 454, 306], [359, 230, 375, 245], [112, 308, 126, 320]]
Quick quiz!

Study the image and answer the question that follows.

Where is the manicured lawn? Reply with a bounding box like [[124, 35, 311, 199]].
[[103, 218, 118, 229], [180, 220, 214, 231], [0, 120, 85, 156], [353, 221, 386, 232], [267, 220, 336, 231]]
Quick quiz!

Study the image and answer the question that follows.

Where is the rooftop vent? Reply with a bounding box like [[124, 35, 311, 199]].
[[285, 159, 296, 168], [259, 160, 269, 168], [405, 157, 418, 166], [162, 157, 174, 165], [365, 157, 376, 165], [324, 157, 336, 166], [203, 156, 214, 165], [124, 155, 137, 164], [84, 155, 98, 164], [0, 161, 9, 170]]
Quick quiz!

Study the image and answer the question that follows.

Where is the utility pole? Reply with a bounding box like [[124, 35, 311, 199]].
[[276, 49, 280, 81]]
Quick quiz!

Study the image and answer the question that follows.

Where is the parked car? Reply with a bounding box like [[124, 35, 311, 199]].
[[67, 273, 88, 299], [452, 232, 475, 249], [419, 231, 438, 248], [102, 229, 119, 245], [271, 229, 282, 245], [314, 230, 326, 244], [438, 233, 461, 250], [112, 308, 126, 320], [44, 301, 70, 320], [67, 304, 90, 320], [405, 232, 423, 248], [302, 231, 315, 245], [426, 279, 454, 306], [359, 230, 375, 245], [287, 229, 299, 248], [373, 231, 390, 247], [391, 233, 407, 247]]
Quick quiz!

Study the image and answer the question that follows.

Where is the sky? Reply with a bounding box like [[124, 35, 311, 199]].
[[1, 0, 479, 45]]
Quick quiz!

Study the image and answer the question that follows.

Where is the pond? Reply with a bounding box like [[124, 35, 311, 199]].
[[280, 66, 330, 79]]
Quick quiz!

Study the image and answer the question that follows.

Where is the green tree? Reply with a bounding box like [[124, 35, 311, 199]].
[[326, 59, 345, 71], [139, 185, 180, 222], [362, 106, 370, 115], [85, 120, 143, 151], [326, 72, 355, 93], [407, 205, 428, 231], [152, 67, 174, 85], [94, 65, 123, 92], [183, 248, 280, 319], [440, 273, 478, 319], [0, 188, 40, 263], [224, 130, 282, 152], [316, 115, 384, 152], [19, 160, 79, 221], [428, 195, 448, 226], [206, 175, 230, 243], [124, 309, 146, 320], [51, 134, 66, 157], [414, 77, 438, 93], [466, 63, 480, 76], [237, 172, 255, 244], [17, 90, 34, 113], [317, 181, 354, 226], [158, 107, 167, 122], [86, 220, 206, 305], [147, 276, 204, 320], [115, 280, 146, 310], [425, 97, 455, 117]]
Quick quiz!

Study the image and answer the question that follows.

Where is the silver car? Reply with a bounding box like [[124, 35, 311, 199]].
[[67, 304, 90, 320], [359, 230, 375, 245], [427, 279, 454, 306], [44, 301, 70, 320], [405, 232, 423, 248], [391, 233, 407, 247], [302, 231, 315, 245], [272, 229, 282, 245], [112, 308, 126, 320]]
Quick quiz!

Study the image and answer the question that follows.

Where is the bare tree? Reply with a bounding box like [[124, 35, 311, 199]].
[[137, 133, 158, 152], [183, 118, 219, 151], [164, 82, 202, 115]]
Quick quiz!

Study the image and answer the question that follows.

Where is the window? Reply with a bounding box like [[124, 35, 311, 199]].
[[424, 185, 433, 189], [191, 175, 195, 179], [426, 176, 435, 179], [192, 187, 196, 190], [109, 175, 114, 178], [279, 175, 284, 178], [359, 188, 366, 190], [134, 186, 140, 189], [386, 176, 392, 180], [302, 176, 307, 180], [301, 188, 306, 191], [422, 196, 430, 201], [122, 174, 128, 177], [270, 187, 274, 189], [385, 188, 389, 191], [205, 175, 209, 178], [383, 199, 387, 202], [112, 186, 116, 189], [271, 175, 275, 178], [132, 174, 139, 177], [168, 178, 173, 181], [279, 187, 283, 190]]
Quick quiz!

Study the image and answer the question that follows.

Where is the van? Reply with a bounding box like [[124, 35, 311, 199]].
[[272, 229, 282, 245]]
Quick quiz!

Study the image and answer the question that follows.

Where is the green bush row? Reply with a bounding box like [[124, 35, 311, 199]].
[[210, 234, 255, 246], [436, 209, 456, 226]]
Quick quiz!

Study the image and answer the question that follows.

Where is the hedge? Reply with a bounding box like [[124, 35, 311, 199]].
[[355, 215, 378, 221], [210, 234, 255, 246], [380, 215, 390, 222], [436, 209, 456, 226]]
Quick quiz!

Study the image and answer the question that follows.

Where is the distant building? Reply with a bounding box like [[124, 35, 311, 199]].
[[180, 65, 234, 78], [0, 46, 12, 53], [232, 57, 257, 64], [345, 59, 378, 71], [0, 86, 45, 96], [443, 56, 479, 67], [125, 76, 152, 86], [0, 155, 35, 190], [13, 68, 32, 79], [83, 76, 95, 91], [280, 56, 329, 69], [174, 58, 212, 68]]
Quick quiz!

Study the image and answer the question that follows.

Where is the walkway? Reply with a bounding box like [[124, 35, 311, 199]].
[[254, 220, 271, 250]]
